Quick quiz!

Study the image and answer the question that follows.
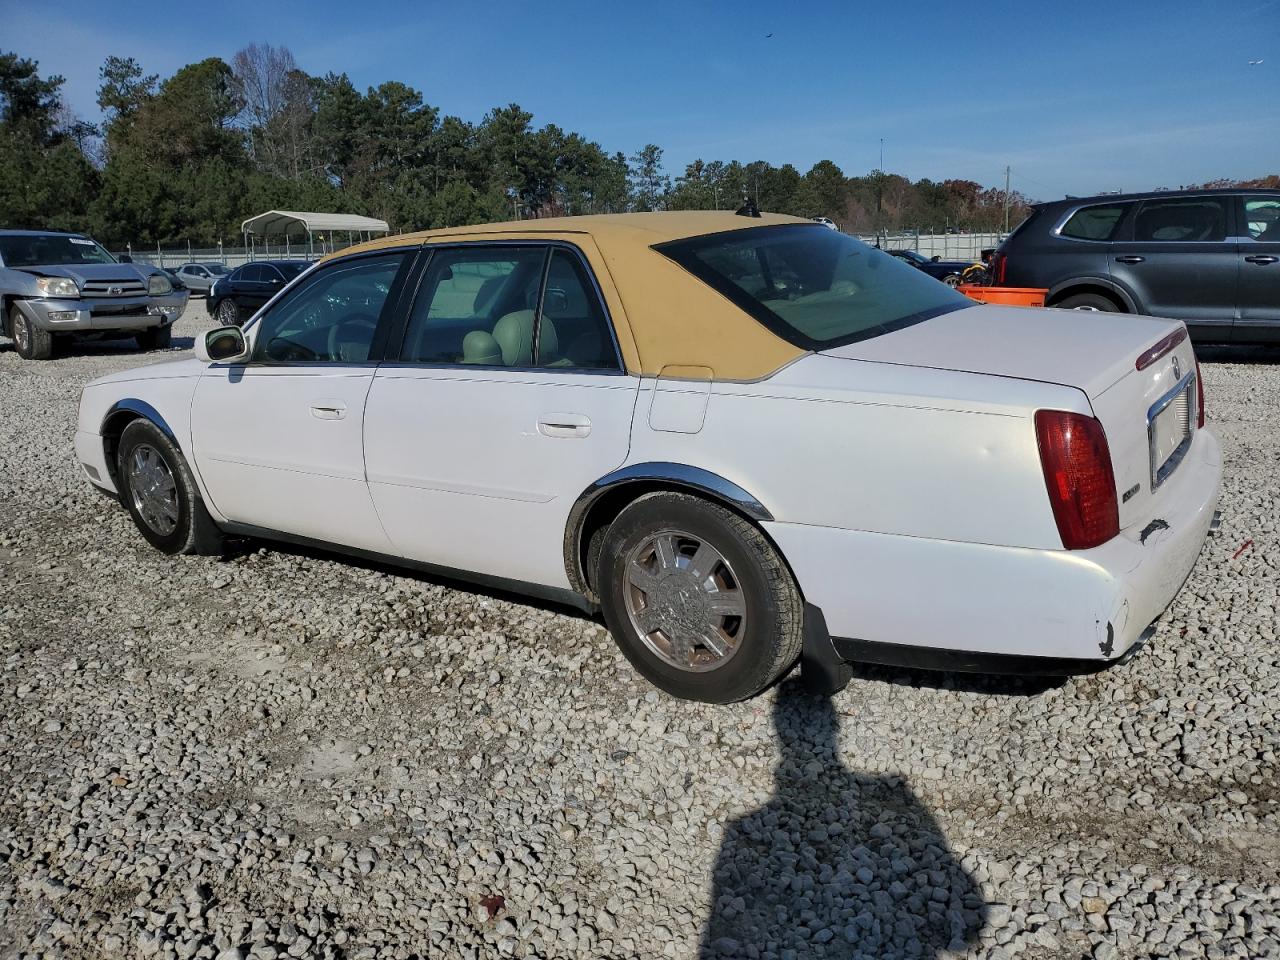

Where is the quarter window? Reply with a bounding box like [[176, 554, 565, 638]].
[[249, 253, 408, 363], [1132, 197, 1228, 242], [1244, 197, 1280, 241], [1058, 204, 1129, 241]]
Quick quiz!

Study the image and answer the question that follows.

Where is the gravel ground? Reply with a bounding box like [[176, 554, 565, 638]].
[[1, 303, 1279, 960]]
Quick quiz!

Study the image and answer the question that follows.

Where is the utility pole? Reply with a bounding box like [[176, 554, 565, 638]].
[[877, 138, 885, 243], [1003, 165, 1012, 233]]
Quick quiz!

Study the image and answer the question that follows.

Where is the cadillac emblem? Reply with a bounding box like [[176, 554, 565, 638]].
[[1172, 356, 1182, 380]]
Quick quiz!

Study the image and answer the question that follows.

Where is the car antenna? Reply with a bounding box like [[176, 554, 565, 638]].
[[735, 198, 761, 218]]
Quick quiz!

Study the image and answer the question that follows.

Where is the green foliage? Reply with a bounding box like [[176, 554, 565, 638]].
[[11, 45, 1268, 248]]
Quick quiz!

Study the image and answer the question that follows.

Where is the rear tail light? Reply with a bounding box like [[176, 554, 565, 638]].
[[1035, 410, 1120, 550], [1135, 326, 1188, 370], [992, 252, 1008, 285], [1195, 358, 1205, 428]]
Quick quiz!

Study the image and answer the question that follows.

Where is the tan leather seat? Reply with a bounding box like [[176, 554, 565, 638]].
[[492, 310, 558, 366], [461, 330, 502, 365]]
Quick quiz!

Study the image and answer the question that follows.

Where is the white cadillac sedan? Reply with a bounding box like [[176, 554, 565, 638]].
[[75, 212, 1222, 702]]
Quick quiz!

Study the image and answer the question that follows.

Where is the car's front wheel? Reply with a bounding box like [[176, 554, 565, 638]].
[[117, 419, 224, 556], [214, 298, 242, 326], [9, 306, 53, 360], [135, 325, 172, 351], [597, 492, 803, 702]]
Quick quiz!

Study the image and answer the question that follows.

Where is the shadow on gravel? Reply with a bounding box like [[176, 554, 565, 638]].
[[222, 536, 598, 621], [845, 662, 1066, 697], [700, 682, 986, 959]]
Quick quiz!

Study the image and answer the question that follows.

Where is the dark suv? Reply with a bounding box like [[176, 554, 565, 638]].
[[993, 188, 1280, 343]]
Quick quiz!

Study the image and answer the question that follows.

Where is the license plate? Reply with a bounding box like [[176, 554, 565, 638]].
[[1148, 376, 1195, 489]]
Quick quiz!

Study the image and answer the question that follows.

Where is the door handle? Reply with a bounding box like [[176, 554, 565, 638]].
[[1244, 255, 1278, 265], [310, 401, 347, 420], [537, 414, 592, 439], [1114, 255, 1146, 264]]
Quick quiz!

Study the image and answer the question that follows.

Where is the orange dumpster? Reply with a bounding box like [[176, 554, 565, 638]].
[[957, 285, 1047, 307]]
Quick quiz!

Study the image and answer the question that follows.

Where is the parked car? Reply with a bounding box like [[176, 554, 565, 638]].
[[812, 216, 838, 230], [75, 212, 1221, 702], [207, 260, 310, 326], [174, 261, 230, 296], [0, 230, 188, 360], [994, 187, 1280, 343], [887, 248, 971, 286]]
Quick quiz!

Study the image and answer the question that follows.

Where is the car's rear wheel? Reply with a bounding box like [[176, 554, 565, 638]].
[[135, 325, 172, 351], [597, 492, 803, 702], [9, 306, 53, 360], [1056, 292, 1121, 312], [943, 274, 962, 287], [117, 419, 224, 556], [215, 298, 242, 326]]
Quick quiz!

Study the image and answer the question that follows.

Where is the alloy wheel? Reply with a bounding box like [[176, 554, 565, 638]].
[[11, 314, 29, 353], [127, 443, 180, 536], [623, 529, 747, 672]]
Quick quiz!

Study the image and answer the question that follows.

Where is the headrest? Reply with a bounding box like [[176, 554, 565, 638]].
[[492, 311, 558, 366], [461, 330, 502, 365]]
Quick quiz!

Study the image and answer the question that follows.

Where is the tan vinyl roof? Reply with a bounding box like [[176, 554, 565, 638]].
[[329, 211, 812, 380]]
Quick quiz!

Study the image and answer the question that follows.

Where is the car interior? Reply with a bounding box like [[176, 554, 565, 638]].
[[400, 250, 616, 369]]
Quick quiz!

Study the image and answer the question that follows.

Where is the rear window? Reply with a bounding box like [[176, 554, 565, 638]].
[[655, 224, 970, 349], [1058, 204, 1130, 241]]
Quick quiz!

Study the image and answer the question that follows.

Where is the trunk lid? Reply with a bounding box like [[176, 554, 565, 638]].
[[821, 303, 1201, 531]]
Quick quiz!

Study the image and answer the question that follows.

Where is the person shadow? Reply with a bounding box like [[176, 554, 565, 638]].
[[700, 681, 987, 959]]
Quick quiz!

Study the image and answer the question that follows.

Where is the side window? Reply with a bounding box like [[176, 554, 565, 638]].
[[240, 265, 264, 283], [1244, 197, 1280, 241], [537, 249, 619, 370], [401, 247, 546, 364], [1133, 198, 1227, 243], [1058, 204, 1130, 241], [250, 253, 407, 363]]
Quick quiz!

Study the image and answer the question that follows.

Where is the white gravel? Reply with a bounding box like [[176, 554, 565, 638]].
[[1, 305, 1278, 960]]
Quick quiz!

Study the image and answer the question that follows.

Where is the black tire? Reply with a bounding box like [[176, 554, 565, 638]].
[[214, 298, 242, 326], [117, 419, 224, 556], [597, 492, 803, 703], [10, 305, 53, 360], [135, 325, 172, 351], [1055, 292, 1121, 312]]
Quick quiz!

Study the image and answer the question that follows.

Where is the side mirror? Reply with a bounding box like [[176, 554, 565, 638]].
[[195, 325, 249, 364], [931, 255, 941, 262], [119, 254, 132, 263]]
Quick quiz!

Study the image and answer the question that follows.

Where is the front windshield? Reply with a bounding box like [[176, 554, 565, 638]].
[[895, 249, 927, 264], [0, 234, 116, 267], [656, 224, 970, 349], [277, 263, 308, 280]]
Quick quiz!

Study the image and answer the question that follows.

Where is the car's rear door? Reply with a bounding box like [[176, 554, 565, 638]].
[[1235, 194, 1280, 342], [191, 249, 417, 552], [363, 240, 640, 589], [1109, 195, 1237, 338]]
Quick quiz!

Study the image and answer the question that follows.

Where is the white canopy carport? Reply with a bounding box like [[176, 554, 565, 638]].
[[240, 210, 390, 258]]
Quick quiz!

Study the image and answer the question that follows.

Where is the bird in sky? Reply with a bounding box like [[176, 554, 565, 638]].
[[765, 33, 773, 38], [1248, 59, 1264, 65]]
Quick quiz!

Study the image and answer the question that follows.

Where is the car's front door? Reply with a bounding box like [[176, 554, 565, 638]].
[[191, 250, 416, 552], [239, 264, 277, 313], [1109, 195, 1237, 338], [363, 242, 639, 588], [1235, 194, 1280, 342]]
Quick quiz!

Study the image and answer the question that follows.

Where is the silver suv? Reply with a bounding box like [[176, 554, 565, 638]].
[[0, 230, 189, 360]]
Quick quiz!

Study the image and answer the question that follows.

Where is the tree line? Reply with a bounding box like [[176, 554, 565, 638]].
[[2, 48, 1275, 248]]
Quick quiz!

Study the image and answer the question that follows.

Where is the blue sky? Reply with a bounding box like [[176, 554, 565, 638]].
[[3, 0, 1276, 200]]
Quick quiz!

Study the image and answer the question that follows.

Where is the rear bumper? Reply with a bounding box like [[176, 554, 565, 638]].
[[772, 427, 1222, 678], [18, 293, 187, 332]]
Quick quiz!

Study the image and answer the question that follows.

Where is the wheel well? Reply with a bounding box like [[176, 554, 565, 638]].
[[1047, 284, 1127, 311], [100, 411, 141, 488], [569, 480, 798, 603]]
